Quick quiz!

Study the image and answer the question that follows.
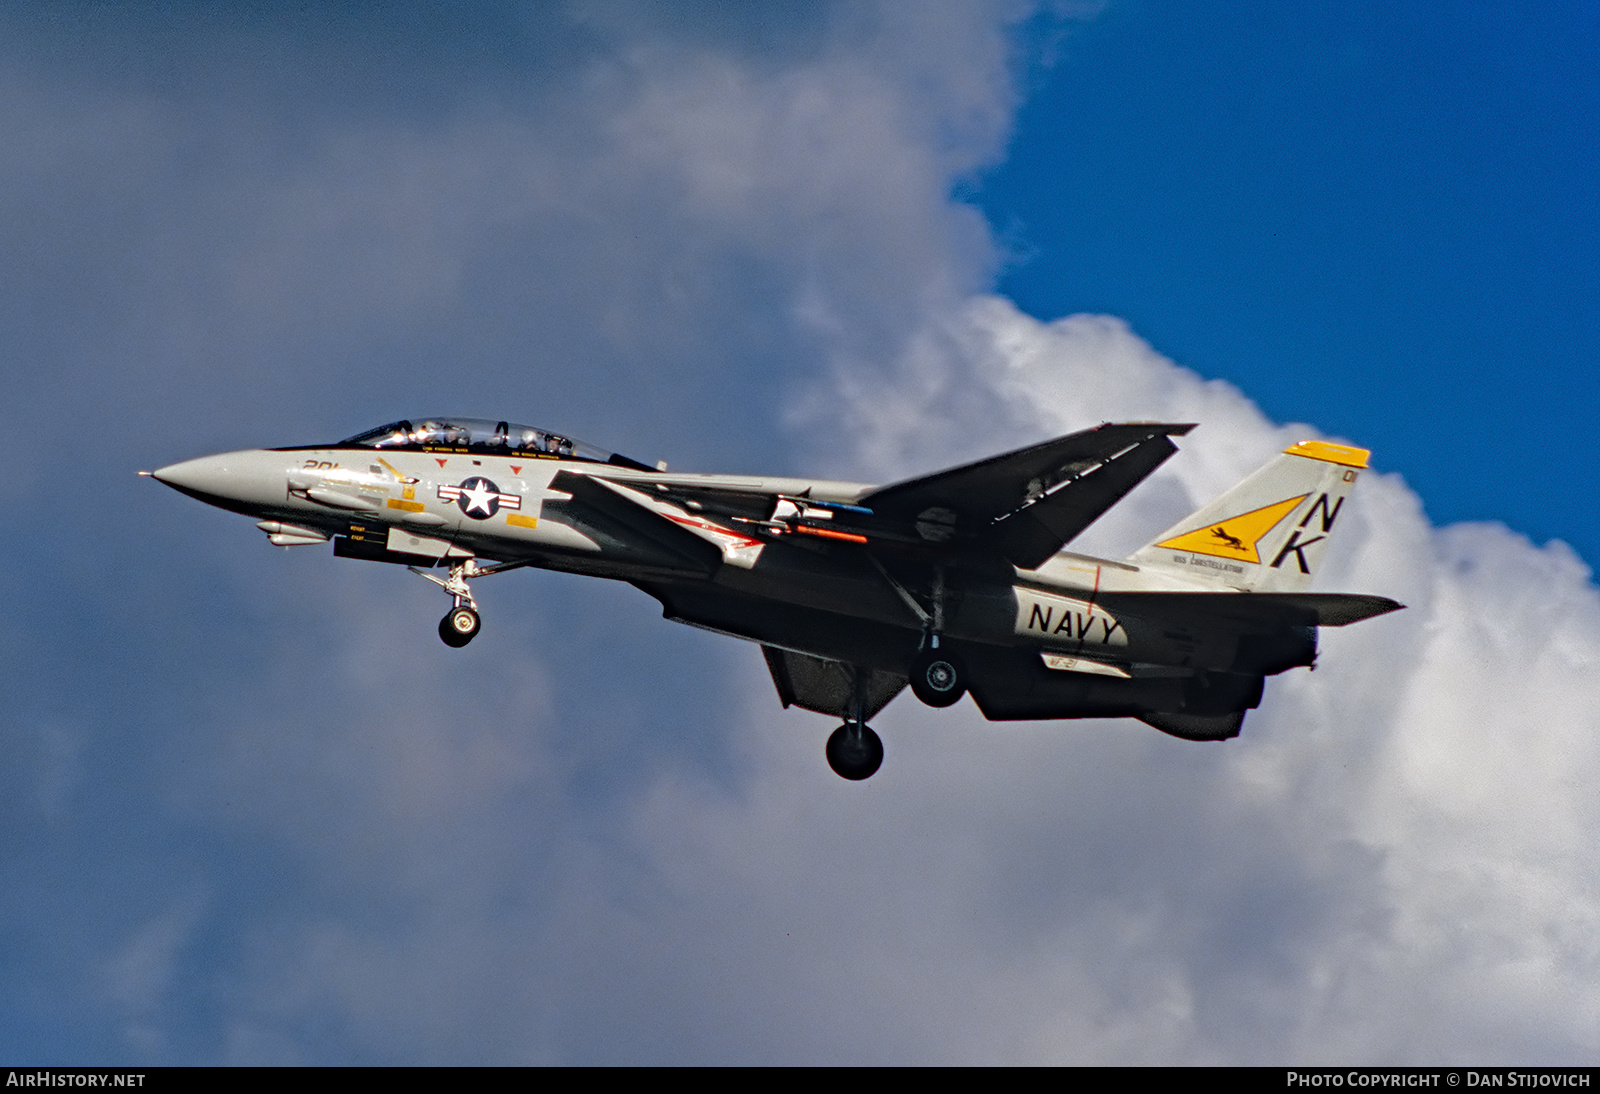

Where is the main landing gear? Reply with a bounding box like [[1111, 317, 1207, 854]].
[[908, 565, 967, 708], [822, 664, 887, 781], [826, 721, 883, 781], [909, 642, 966, 708], [866, 557, 969, 709]]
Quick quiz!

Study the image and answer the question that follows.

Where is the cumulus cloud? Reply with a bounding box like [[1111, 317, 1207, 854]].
[[2, 0, 1596, 1066], [779, 296, 1600, 1062]]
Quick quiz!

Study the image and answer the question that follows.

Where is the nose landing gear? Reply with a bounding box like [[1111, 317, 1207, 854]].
[[410, 557, 522, 648]]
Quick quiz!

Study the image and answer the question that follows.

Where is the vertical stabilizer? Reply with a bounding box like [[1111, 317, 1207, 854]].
[[1127, 440, 1368, 591]]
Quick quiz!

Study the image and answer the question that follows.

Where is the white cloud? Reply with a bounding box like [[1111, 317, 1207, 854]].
[[772, 295, 1600, 1062]]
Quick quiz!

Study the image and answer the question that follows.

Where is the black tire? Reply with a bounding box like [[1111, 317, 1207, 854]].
[[439, 607, 480, 647], [909, 647, 965, 707], [826, 723, 883, 781]]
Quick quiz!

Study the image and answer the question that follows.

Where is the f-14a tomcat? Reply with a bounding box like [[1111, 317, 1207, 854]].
[[147, 417, 1401, 780]]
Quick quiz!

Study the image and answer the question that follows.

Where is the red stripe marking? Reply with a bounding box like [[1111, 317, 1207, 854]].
[[665, 513, 762, 548], [796, 525, 868, 544]]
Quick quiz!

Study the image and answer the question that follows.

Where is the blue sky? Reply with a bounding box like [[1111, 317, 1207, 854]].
[[977, 1, 1600, 561], [2, 2, 1598, 1065]]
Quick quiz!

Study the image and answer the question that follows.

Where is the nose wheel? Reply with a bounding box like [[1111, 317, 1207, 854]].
[[439, 605, 481, 647]]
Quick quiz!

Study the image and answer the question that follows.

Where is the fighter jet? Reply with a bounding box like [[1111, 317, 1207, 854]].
[[147, 417, 1401, 780]]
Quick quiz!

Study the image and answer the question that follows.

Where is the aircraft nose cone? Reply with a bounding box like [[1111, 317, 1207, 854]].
[[150, 450, 284, 512], [152, 454, 236, 496]]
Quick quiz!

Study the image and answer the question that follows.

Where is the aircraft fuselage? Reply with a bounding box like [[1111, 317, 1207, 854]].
[[157, 442, 1317, 675]]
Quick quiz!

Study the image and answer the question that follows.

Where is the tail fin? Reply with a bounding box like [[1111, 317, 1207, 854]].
[[1127, 440, 1368, 591]]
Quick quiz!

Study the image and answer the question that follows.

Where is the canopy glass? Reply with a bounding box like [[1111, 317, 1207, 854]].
[[340, 418, 614, 463]]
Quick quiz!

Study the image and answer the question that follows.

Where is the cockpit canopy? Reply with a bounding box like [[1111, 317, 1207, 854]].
[[341, 418, 616, 463]]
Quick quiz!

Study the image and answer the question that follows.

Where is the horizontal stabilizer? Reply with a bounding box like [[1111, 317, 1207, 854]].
[[989, 430, 1188, 568], [860, 423, 1194, 563]]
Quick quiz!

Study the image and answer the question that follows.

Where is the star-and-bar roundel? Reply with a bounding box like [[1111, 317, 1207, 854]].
[[437, 477, 522, 519]]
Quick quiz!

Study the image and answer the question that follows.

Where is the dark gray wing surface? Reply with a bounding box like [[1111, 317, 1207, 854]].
[[859, 422, 1195, 568]]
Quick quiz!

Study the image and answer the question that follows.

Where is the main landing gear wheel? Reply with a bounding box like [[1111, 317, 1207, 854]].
[[826, 722, 883, 781], [439, 606, 481, 648], [909, 647, 966, 707]]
